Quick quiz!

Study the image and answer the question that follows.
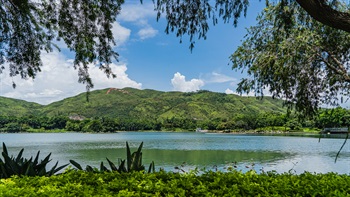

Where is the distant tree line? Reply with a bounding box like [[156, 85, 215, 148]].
[[0, 107, 349, 133]]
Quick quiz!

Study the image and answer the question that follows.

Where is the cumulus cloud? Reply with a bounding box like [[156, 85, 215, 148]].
[[138, 26, 158, 40], [112, 22, 131, 46], [0, 51, 142, 105], [225, 88, 235, 94], [171, 72, 204, 92], [119, 3, 158, 40], [119, 3, 156, 22]]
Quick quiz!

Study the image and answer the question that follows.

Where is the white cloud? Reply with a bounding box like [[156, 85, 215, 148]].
[[138, 26, 158, 40], [206, 72, 236, 83], [87, 63, 142, 90], [119, 3, 156, 22], [112, 22, 131, 46], [0, 51, 142, 105], [225, 88, 235, 94], [171, 72, 204, 92], [211, 72, 237, 83], [119, 3, 158, 40]]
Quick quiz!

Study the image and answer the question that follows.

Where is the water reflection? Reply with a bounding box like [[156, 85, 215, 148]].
[[0, 132, 349, 174]]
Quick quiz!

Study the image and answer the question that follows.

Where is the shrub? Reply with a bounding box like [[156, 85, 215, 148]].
[[0, 170, 349, 196]]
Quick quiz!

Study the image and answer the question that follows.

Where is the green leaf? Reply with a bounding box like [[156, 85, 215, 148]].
[[33, 151, 40, 165], [85, 165, 94, 172], [126, 141, 131, 171], [2, 143, 8, 156], [106, 157, 118, 171], [148, 161, 155, 173], [100, 162, 109, 172], [69, 160, 83, 170], [15, 149, 24, 163]]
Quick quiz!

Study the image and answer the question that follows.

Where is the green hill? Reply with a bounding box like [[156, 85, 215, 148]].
[[38, 88, 286, 120], [0, 97, 42, 116], [0, 88, 286, 120]]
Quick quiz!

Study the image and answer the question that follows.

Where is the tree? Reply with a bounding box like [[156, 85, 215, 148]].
[[231, 2, 350, 117], [295, 0, 350, 33], [1, 0, 123, 91], [315, 107, 350, 128], [1, 0, 350, 92], [82, 119, 103, 132], [4, 122, 22, 133], [153, 0, 350, 49]]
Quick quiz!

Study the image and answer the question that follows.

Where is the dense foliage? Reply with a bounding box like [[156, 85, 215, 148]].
[[0, 88, 286, 132], [0, 107, 348, 132], [0, 143, 68, 179], [231, 2, 350, 117], [154, 0, 350, 42], [2, 0, 350, 101], [1, 0, 124, 90], [0, 88, 349, 132], [1, 170, 349, 196]]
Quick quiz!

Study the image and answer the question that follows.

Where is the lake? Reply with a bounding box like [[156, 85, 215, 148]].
[[1, 132, 349, 174]]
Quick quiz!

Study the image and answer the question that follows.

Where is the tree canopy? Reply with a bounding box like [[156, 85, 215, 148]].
[[153, 0, 350, 48], [231, 2, 350, 117], [1, 0, 350, 114], [155, 0, 350, 116], [1, 0, 124, 90]]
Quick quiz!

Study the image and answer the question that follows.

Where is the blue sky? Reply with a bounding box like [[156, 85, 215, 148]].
[[0, 1, 266, 105]]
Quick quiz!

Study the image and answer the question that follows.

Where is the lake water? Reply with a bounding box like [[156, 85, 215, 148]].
[[0, 132, 349, 174]]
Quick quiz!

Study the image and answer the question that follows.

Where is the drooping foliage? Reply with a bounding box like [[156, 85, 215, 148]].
[[2, 0, 350, 93], [0, 0, 123, 90], [231, 2, 350, 117], [153, 0, 249, 50]]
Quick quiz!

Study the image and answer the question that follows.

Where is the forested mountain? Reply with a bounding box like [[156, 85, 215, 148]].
[[3, 88, 348, 132], [0, 88, 285, 120], [0, 97, 42, 116], [40, 88, 285, 120]]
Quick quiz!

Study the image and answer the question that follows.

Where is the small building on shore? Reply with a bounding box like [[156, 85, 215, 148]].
[[321, 127, 349, 134]]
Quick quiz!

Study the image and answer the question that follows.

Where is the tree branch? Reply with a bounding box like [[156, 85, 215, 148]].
[[319, 51, 350, 83], [327, 51, 349, 75], [296, 0, 350, 33]]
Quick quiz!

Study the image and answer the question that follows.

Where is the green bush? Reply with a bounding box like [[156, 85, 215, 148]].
[[0, 170, 349, 196], [3, 122, 22, 133]]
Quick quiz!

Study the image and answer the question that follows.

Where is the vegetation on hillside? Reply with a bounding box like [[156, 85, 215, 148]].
[[0, 88, 349, 132], [0, 88, 286, 119], [38, 88, 286, 120], [0, 97, 41, 117]]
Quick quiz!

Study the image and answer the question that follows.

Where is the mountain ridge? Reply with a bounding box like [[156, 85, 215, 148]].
[[0, 88, 286, 120]]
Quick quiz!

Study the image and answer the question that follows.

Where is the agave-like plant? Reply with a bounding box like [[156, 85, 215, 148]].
[[0, 143, 68, 178], [70, 141, 155, 173]]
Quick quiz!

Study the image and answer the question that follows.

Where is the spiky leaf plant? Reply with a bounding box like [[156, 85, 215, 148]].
[[0, 143, 68, 178], [70, 141, 155, 173]]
